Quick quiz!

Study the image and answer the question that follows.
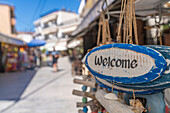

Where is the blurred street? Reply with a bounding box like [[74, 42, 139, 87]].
[[0, 57, 80, 113]]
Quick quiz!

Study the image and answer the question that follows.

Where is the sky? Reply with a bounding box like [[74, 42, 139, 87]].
[[0, 0, 81, 32]]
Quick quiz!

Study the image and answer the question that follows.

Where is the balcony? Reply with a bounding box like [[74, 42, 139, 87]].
[[11, 18, 16, 26], [42, 25, 58, 35]]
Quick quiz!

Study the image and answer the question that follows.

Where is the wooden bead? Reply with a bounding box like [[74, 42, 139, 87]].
[[82, 86, 87, 92], [83, 107, 88, 112], [82, 97, 87, 103]]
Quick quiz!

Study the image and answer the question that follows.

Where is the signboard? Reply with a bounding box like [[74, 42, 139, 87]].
[[116, 45, 170, 89], [85, 44, 167, 84]]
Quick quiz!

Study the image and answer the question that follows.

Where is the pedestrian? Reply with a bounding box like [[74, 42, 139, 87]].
[[51, 47, 59, 72]]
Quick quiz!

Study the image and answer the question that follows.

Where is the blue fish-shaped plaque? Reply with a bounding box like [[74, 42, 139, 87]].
[[85, 44, 167, 84], [95, 77, 164, 94], [116, 45, 170, 89]]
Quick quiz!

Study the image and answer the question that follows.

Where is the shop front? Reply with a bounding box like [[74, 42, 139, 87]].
[[0, 33, 25, 72]]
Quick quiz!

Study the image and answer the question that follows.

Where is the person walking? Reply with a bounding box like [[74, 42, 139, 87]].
[[51, 47, 59, 72]]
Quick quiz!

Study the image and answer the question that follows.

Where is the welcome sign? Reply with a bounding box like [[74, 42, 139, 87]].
[[85, 44, 167, 84], [95, 77, 164, 94], [116, 45, 170, 89]]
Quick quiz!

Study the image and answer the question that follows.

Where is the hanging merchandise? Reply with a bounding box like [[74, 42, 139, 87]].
[[144, 4, 163, 45], [84, 0, 169, 112], [5, 45, 19, 72], [73, 0, 170, 112], [85, 44, 167, 84], [85, 0, 169, 94], [116, 45, 170, 90]]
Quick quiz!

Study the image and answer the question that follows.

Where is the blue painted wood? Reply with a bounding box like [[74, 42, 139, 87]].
[[85, 43, 167, 84], [115, 45, 170, 90], [95, 77, 164, 94]]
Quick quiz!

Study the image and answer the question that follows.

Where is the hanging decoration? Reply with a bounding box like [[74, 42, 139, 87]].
[[116, 0, 138, 44]]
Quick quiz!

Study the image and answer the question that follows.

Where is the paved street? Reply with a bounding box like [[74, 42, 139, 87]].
[[0, 57, 81, 113]]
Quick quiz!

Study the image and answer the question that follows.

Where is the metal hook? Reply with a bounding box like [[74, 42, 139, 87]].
[[155, 4, 162, 25], [158, 4, 162, 24], [101, 0, 110, 20]]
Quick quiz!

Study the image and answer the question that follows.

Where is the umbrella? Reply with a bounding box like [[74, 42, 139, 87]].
[[27, 39, 46, 47]]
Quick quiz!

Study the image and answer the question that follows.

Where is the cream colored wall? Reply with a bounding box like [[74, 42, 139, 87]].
[[57, 11, 79, 25], [0, 5, 12, 35]]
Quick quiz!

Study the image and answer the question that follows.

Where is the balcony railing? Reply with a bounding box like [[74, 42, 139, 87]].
[[42, 25, 58, 35], [60, 18, 80, 26]]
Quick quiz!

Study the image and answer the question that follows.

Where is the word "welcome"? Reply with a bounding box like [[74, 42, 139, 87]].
[[95, 56, 138, 69]]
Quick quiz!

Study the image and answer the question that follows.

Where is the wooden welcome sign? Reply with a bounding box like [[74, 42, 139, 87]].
[[85, 44, 167, 84], [116, 45, 170, 89], [95, 77, 164, 94]]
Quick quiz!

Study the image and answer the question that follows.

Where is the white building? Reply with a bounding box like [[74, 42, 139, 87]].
[[34, 9, 81, 51], [17, 32, 33, 43]]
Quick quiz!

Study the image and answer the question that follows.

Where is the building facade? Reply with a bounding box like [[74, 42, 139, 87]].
[[34, 9, 81, 51], [17, 32, 33, 43], [0, 4, 16, 37], [0, 3, 25, 72]]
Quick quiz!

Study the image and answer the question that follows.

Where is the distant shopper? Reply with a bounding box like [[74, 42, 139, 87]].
[[51, 47, 59, 72]]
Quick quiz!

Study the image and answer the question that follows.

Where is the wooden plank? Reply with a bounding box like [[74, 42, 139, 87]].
[[72, 89, 96, 99], [77, 100, 94, 107], [73, 78, 96, 88], [95, 89, 134, 113], [84, 92, 96, 99]]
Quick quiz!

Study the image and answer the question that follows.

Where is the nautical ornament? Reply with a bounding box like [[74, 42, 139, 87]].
[[104, 93, 118, 100], [95, 77, 164, 94], [116, 45, 170, 89], [85, 43, 167, 84]]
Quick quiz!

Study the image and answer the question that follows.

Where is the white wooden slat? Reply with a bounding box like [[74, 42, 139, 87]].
[[95, 89, 134, 113]]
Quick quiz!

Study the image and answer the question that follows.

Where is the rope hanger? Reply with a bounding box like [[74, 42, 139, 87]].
[[117, 0, 139, 45], [97, 0, 139, 46], [97, 0, 112, 46]]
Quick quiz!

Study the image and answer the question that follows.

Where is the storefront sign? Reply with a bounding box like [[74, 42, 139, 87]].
[[85, 44, 167, 84]]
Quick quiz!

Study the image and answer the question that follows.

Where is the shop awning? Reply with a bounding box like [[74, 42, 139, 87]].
[[0, 32, 24, 46], [72, 0, 169, 37], [40, 39, 68, 51], [67, 38, 83, 49], [27, 39, 46, 47], [72, 0, 116, 37]]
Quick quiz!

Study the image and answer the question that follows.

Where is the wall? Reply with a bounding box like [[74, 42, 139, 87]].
[[0, 5, 12, 35], [17, 33, 33, 43], [137, 20, 146, 45], [57, 11, 79, 25], [163, 32, 170, 46], [83, 25, 98, 55]]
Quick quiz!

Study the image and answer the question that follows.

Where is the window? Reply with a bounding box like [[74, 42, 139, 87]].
[[11, 26, 16, 34]]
